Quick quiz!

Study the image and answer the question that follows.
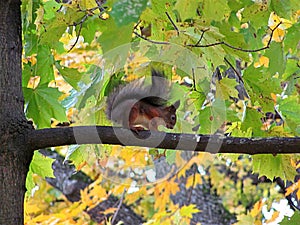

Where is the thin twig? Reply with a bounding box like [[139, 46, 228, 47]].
[[67, 1, 108, 51], [192, 68, 196, 91], [165, 12, 179, 36], [187, 22, 283, 53], [95, 0, 107, 12], [133, 31, 170, 45], [224, 57, 244, 83], [111, 188, 127, 225], [266, 22, 282, 47], [185, 165, 197, 205], [133, 20, 142, 30], [195, 28, 209, 46], [68, 14, 87, 52]]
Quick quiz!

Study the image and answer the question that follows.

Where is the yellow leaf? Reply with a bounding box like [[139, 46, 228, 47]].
[[27, 76, 40, 89], [265, 211, 280, 224], [180, 204, 200, 218], [34, 6, 44, 32], [254, 56, 269, 68], [270, 93, 277, 104], [254, 220, 262, 225], [250, 199, 264, 217], [103, 207, 117, 215], [77, 161, 87, 171], [154, 180, 179, 212], [113, 184, 130, 195], [186, 173, 202, 188], [233, 214, 255, 225], [267, 12, 293, 42], [269, 12, 292, 30], [285, 180, 300, 198]]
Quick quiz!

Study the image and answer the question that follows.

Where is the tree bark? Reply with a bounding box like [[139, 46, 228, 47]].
[[0, 1, 34, 224]]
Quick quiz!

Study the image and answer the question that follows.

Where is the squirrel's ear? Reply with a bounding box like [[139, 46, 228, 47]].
[[173, 100, 180, 109]]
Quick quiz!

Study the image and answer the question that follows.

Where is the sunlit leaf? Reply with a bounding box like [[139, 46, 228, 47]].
[[216, 77, 239, 100], [30, 151, 55, 178], [252, 155, 297, 181], [23, 84, 68, 128], [180, 204, 200, 218], [174, 0, 198, 21]]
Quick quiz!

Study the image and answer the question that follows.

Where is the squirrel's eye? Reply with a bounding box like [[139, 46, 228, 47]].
[[171, 115, 176, 121]]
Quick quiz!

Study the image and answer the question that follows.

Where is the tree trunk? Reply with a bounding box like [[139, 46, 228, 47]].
[[0, 1, 33, 224]]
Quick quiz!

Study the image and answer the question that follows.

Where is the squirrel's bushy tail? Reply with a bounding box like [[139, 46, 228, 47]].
[[106, 69, 171, 122]]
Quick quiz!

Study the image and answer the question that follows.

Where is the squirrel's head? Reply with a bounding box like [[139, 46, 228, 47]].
[[163, 100, 180, 129]]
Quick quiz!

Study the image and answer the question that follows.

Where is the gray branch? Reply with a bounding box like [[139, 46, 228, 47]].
[[28, 126, 300, 154]]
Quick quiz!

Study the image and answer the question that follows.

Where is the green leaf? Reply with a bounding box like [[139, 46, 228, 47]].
[[65, 145, 85, 169], [165, 150, 176, 165], [199, 98, 227, 134], [21, 0, 41, 29], [243, 65, 281, 112], [30, 151, 55, 178], [24, 33, 38, 56], [25, 170, 35, 195], [75, 66, 104, 110], [240, 24, 265, 51], [110, 0, 148, 26], [22, 63, 33, 88], [81, 16, 103, 44], [281, 211, 300, 225], [39, 16, 67, 47], [151, 0, 171, 16], [216, 77, 239, 100], [189, 91, 206, 111], [184, 26, 225, 65], [241, 3, 270, 29], [291, 0, 300, 15], [55, 62, 83, 90], [228, 0, 252, 11], [23, 84, 68, 128], [252, 155, 297, 181], [26, 151, 55, 194], [241, 107, 264, 137], [174, 0, 198, 21], [214, 21, 249, 60], [270, 0, 291, 18], [65, 145, 99, 169], [278, 96, 300, 135], [265, 42, 286, 76], [35, 45, 55, 84], [43, 0, 61, 20], [40, 5, 84, 42], [98, 18, 133, 53], [284, 23, 300, 54], [202, 0, 231, 23]]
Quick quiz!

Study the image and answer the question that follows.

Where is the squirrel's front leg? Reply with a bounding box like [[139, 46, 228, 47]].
[[128, 105, 146, 132], [149, 118, 159, 131]]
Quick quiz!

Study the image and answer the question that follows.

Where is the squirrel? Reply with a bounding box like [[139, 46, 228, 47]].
[[106, 69, 180, 131]]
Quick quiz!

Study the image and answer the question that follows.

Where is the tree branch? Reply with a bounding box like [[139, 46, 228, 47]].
[[29, 126, 300, 154], [187, 22, 282, 52]]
